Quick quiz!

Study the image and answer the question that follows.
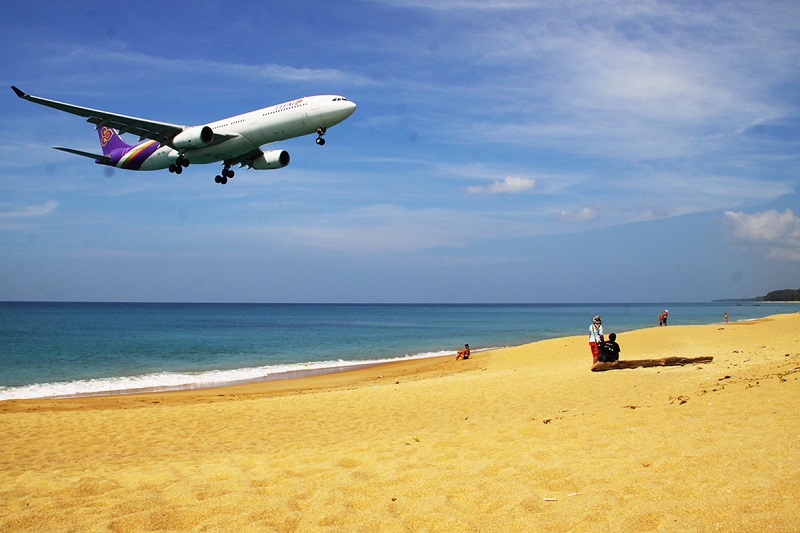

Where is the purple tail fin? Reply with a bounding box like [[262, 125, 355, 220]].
[[97, 126, 132, 156]]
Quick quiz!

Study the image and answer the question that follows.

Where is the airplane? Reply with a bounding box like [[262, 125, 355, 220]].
[[11, 86, 356, 185]]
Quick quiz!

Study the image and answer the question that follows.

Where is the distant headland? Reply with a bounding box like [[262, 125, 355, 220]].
[[713, 288, 800, 303]]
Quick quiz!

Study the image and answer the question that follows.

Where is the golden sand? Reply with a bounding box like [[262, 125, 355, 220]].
[[1, 313, 799, 532]]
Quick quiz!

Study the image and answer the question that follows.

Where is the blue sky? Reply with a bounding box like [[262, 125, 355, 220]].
[[1, 0, 798, 303]]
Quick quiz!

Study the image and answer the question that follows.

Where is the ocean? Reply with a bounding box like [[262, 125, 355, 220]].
[[1, 302, 798, 400]]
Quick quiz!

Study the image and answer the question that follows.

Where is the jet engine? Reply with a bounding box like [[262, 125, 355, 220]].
[[251, 150, 290, 169], [172, 126, 214, 149]]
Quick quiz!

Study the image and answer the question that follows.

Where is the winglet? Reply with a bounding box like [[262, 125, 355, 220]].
[[11, 86, 27, 99]]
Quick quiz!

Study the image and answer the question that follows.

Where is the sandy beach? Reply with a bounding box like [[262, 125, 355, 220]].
[[1, 313, 798, 532]]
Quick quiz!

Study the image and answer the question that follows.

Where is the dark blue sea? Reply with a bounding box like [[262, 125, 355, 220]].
[[1, 302, 798, 400]]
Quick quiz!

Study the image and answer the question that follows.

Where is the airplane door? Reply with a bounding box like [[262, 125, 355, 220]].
[[307, 98, 321, 118], [306, 97, 321, 127]]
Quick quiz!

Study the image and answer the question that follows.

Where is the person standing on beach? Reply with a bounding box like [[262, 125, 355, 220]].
[[663, 309, 669, 326], [724, 312, 729, 323], [589, 316, 604, 365]]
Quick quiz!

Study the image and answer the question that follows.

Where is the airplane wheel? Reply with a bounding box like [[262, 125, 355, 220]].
[[221, 176, 228, 185], [175, 165, 183, 175], [169, 164, 176, 173], [181, 159, 190, 168], [316, 137, 326, 145], [215, 175, 222, 184]]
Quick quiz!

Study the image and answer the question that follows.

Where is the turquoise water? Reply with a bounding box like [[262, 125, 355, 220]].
[[1, 302, 797, 400]]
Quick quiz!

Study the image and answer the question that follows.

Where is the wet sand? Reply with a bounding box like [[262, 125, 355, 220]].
[[1, 313, 798, 531]]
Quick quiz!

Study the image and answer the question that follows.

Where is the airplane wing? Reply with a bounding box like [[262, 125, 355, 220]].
[[13, 86, 186, 145]]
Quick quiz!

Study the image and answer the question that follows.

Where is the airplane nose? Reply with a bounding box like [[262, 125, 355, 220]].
[[326, 99, 357, 124]]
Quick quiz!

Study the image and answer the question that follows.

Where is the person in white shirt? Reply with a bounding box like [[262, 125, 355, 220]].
[[589, 315, 604, 365]]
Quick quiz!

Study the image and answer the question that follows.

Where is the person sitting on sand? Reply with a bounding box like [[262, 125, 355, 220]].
[[455, 344, 470, 360], [600, 332, 620, 362]]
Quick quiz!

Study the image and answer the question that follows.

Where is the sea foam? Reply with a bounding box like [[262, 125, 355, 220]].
[[0, 350, 456, 401]]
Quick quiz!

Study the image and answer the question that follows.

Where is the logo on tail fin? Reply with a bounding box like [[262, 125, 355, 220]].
[[97, 126, 132, 157], [100, 127, 114, 147]]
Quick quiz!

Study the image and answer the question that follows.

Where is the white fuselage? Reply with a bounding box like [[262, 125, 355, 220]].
[[138, 95, 356, 170]]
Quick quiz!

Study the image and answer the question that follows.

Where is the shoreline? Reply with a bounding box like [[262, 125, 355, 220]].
[[4, 302, 798, 402], [3, 311, 794, 409], [1, 312, 798, 530], [45, 361, 394, 400], [0, 353, 460, 413], [0, 348, 488, 403], [2, 309, 794, 403]]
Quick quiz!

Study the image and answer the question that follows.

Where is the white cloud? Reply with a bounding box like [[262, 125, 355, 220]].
[[466, 176, 535, 194], [724, 209, 800, 262], [555, 207, 600, 222]]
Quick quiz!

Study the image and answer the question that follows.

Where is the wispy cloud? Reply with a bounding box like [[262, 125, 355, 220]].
[[466, 176, 535, 194], [555, 207, 600, 223], [0, 200, 58, 219], [256, 204, 474, 253], [46, 47, 376, 87], [374, 1, 797, 166], [367, 0, 540, 9]]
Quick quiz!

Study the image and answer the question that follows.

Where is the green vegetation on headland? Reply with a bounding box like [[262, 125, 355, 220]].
[[762, 288, 800, 301], [713, 288, 800, 303]]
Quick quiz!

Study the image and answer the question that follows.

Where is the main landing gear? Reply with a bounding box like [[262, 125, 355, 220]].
[[215, 165, 235, 185], [316, 127, 327, 145], [168, 155, 190, 175]]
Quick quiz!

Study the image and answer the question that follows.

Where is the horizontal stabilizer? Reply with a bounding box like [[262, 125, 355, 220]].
[[54, 146, 111, 163]]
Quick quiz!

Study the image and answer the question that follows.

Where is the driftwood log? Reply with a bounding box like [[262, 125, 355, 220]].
[[591, 356, 714, 372]]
